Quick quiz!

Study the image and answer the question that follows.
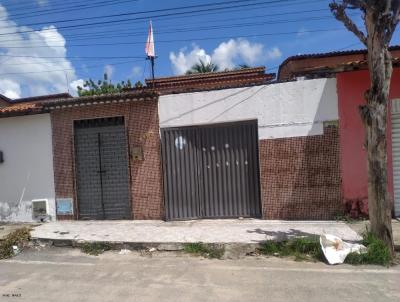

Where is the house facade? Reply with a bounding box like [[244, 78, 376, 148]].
[[0, 92, 163, 222], [47, 92, 163, 220], [279, 46, 400, 217], [0, 114, 56, 221], [156, 74, 341, 220], [2, 48, 398, 222]]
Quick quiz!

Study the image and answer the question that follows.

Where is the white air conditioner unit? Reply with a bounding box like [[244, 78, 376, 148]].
[[32, 199, 49, 221]]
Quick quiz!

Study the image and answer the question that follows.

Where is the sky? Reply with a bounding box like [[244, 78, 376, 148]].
[[0, 0, 398, 99]]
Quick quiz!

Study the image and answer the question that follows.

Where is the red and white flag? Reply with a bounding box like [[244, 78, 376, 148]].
[[145, 21, 155, 58]]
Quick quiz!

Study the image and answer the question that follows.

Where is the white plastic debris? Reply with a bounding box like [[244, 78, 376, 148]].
[[12, 245, 20, 255], [320, 234, 367, 265], [118, 249, 131, 255], [148, 248, 157, 253]]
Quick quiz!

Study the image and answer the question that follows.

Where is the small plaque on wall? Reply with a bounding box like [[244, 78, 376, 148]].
[[131, 146, 144, 161], [56, 198, 74, 215]]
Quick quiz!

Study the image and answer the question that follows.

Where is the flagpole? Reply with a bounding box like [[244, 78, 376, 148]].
[[150, 56, 155, 89]]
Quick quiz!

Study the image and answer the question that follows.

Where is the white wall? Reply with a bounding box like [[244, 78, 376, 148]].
[[0, 114, 56, 222], [159, 78, 338, 139]]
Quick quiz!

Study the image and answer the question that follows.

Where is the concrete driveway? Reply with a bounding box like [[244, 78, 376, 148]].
[[0, 248, 399, 302]]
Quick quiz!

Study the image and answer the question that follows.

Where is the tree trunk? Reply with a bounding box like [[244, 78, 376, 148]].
[[364, 11, 395, 256]]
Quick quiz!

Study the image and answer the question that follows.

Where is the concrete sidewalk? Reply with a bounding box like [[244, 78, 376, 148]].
[[31, 220, 361, 247]]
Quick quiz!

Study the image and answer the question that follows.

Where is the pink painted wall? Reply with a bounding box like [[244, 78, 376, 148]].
[[337, 68, 400, 216]]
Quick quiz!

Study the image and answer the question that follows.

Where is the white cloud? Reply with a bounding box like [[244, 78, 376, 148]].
[[0, 79, 21, 99], [169, 44, 211, 75], [69, 79, 86, 95], [212, 39, 265, 70], [0, 5, 76, 99], [104, 64, 114, 79], [169, 39, 281, 75]]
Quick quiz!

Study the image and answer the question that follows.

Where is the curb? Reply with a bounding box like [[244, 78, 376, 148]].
[[31, 238, 263, 259]]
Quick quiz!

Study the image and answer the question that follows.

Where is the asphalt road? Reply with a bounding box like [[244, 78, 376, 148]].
[[0, 248, 399, 302]]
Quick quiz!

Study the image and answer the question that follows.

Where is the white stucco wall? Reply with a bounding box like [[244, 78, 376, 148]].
[[159, 78, 338, 139], [0, 114, 56, 222]]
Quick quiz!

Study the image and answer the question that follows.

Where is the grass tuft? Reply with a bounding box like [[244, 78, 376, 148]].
[[80, 242, 112, 256], [0, 227, 31, 260], [344, 232, 391, 266], [184, 243, 225, 259], [259, 237, 324, 262]]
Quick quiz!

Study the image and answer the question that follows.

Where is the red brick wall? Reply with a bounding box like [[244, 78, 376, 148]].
[[51, 100, 164, 220], [259, 126, 343, 220]]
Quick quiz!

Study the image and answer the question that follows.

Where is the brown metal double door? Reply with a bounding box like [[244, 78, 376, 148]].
[[161, 120, 261, 220]]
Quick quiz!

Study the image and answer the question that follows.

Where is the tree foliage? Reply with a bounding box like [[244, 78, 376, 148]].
[[77, 73, 133, 96], [185, 60, 256, 74], [330, 0, 399, 257], [186, 60, 219, 74]]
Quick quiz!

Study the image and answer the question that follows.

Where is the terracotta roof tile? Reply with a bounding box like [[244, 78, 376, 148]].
[[143, 67, 275, 95], [42, 90, 158, 109], [0, 91, 158, 118], [0, 101, 42, 117], [278, 45, 400, 80], [280, 45, 400, 65], [12, 93, 73, 103]]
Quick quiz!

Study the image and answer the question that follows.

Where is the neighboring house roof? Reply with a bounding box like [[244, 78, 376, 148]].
[[278, 45, 400, 81], [0, 91, 158, 118], [1, 67, 273, 116], [12, 93, 73, 103], [41, 91, 158, 109], [0, 101, 43, 117], [144, 67, 275, 95], [0, 93, 73, 117]]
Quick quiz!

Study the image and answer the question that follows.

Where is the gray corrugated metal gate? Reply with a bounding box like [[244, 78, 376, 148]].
[[74, 117, 131, 220], [161, 120, 261, 220]]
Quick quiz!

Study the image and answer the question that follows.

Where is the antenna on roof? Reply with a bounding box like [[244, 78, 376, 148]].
[[64, 72, 70, 95]]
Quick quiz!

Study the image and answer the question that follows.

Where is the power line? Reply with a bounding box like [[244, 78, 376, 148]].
[[0, 0, 96, 12], [0, 56, 145, 66], [0, 13, 349, 49], [0, 27, 348, 49], [0, 58, 145, 76], [62, 8, 330, 39], [0, 5, 328, 44], [0, 54, 144, 59], [0, 0, 322, 41], [0, 8, 333, 45], [0, 27, 347, 68], [0, 42, 366, 77], [8, 0, 273, 27], [1, 0, 137, 21], [0, 0, 320, 36], [52, 0, 323, 36]]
